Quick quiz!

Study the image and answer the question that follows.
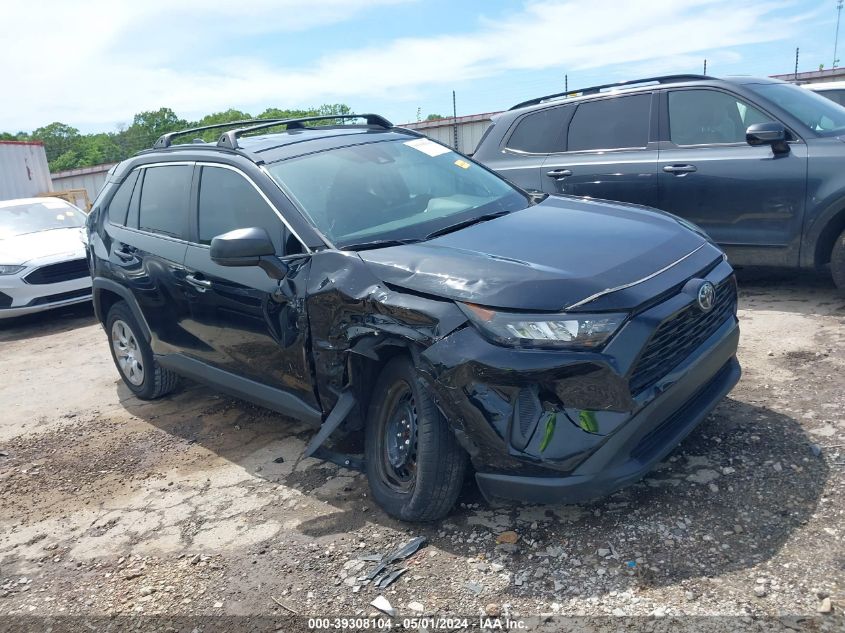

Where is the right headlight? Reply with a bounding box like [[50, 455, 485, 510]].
[[459, 303, 626, 350], [0, 265, 24, 276]]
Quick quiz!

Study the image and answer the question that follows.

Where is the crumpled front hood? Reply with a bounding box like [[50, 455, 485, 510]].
[[0, 228, 87, 265], [359, 196, 714, 311]]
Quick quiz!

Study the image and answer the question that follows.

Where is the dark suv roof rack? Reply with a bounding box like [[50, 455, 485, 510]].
[[509, 74, 714, 111], [153, 119, 288, 149], [216, 114, 393, 150]]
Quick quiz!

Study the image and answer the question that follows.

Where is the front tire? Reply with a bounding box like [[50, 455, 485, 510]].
[[831, 227, 845, 290], [365, 356, 467, 521], [106, 301, 179, 400]]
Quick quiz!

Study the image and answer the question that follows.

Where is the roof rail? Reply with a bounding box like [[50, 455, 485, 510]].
[[217, 114, 393, 149], [152, 119, 288, 149], [509, 74, 714, 111]]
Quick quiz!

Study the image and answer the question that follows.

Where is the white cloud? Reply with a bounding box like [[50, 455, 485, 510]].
[[0, 0, 810, 131]]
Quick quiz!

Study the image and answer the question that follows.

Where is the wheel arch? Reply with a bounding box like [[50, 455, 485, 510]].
[[812, 207, 845, 268], [346, 340, 418, 431]]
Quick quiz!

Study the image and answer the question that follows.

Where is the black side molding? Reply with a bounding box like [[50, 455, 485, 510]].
[[91, 277, 152, 342], [157, 354, 323, 427]]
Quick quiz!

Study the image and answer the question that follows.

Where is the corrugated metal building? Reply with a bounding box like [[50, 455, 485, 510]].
[[770, 68, 845, 84], [0, 141, 53, 201], [51, 162, 116, 203], [401, 112, 501, 155]]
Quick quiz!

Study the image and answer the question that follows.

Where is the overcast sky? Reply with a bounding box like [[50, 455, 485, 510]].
[[0, 0, 836, 132]]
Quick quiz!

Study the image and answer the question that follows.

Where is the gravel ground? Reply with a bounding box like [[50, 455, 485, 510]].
[[0, 269, 843, 632]]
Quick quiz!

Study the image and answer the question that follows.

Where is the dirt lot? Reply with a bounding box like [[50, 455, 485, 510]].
[[0, 270, 843, 632]]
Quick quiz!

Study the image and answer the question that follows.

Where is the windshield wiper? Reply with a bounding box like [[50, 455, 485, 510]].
[[424, 210, 512, 240], [343, 238, 422, 251]]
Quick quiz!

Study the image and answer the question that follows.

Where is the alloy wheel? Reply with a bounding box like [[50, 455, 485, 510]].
[[111, 319, 144, 386]]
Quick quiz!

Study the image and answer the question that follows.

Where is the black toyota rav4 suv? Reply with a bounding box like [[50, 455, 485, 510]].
[[86, 115, 740, 521]]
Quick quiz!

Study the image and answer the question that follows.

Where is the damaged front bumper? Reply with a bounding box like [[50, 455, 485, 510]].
[[419, 263, 740, 505]]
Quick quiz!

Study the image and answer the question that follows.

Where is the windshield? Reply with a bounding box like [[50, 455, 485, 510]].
[[747, 82, 845, 136], [0, 200, 85, 239], [267, 138, 529, 248]]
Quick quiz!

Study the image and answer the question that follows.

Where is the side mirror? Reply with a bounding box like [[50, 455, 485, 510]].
[[746, 122, 790, 155], [210, 227, 288, 280]]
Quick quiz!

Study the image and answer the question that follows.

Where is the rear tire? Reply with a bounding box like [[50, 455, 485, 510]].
[[106, 301, 179, 400], [831, 228, 845, 291], [365, 356, 467, 521]]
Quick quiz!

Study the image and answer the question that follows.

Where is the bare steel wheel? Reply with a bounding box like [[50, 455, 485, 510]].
[[378, 383, 419, 493], [111, 319, 144, 386], [105, 301, 179, 400], [365, 356, 467, 521]]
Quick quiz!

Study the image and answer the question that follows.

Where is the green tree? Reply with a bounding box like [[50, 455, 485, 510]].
[[425, 113, 444, 121], [2, 103, 352, 171], [120, 108, 188, 154], [31, 122, 81, 163]]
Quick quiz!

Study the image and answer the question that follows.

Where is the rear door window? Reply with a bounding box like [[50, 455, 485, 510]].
[[506, 107, 570, 153], [668, 89, 771, 146], [138, 165, 192, 238], [567, 94, 651, 151], [197, 166, 284, 251]]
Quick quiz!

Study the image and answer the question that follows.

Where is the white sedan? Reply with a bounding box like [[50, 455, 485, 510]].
[[0, 197, 92, 319]]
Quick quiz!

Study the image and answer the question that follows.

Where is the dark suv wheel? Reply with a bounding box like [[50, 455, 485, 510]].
[[365, 356, 467, 521], [831, 227, 845, 290], [106, 301, 179, 399]]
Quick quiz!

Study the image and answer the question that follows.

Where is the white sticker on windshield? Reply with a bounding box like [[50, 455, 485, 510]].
[[404, 138, 452, 157], [43, 201, 66, 209]]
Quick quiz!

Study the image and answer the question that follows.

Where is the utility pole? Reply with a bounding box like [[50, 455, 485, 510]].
[[565, 74, 568, 94], [795, 47, 800, 80], [452, 90, 458, 151], [703, 59, 707, 74], [835, 0, 843, 68]]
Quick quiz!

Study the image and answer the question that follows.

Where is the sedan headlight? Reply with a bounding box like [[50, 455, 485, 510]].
[[459, 303, 626, 350], [0, 265, 24, 276]]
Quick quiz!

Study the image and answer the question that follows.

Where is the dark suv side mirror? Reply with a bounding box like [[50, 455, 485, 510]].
[[746, 122, 790, 155], [210, 227, 288, 279]]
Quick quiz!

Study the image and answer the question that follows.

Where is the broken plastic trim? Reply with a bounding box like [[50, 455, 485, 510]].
[[302, 389, 357, 458]]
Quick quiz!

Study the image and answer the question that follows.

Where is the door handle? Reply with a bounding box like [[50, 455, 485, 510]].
[[114, 245, 135, 261], [546, 169, 573, 179], [662, 164, 697, 174], [185, 273, 212, 291]]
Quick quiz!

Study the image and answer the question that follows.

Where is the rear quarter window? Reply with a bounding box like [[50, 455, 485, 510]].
[[506, 107, 569, 153], [106, 170, 139, 226]]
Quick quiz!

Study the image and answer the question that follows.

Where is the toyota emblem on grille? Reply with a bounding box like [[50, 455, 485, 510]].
[[697, 281, 716, 313]]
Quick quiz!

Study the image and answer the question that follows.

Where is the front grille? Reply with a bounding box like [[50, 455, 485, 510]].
[[628, 278, 736, 395], [24, 259, 90, 285], [28, 288, 91, 306]]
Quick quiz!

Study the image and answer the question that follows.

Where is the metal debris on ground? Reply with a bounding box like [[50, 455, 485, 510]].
[[376, 567, 408, 589], [361, 536, 427, 586]]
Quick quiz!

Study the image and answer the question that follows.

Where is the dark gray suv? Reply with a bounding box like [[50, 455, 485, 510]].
[[474, 74, 845, 288]]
